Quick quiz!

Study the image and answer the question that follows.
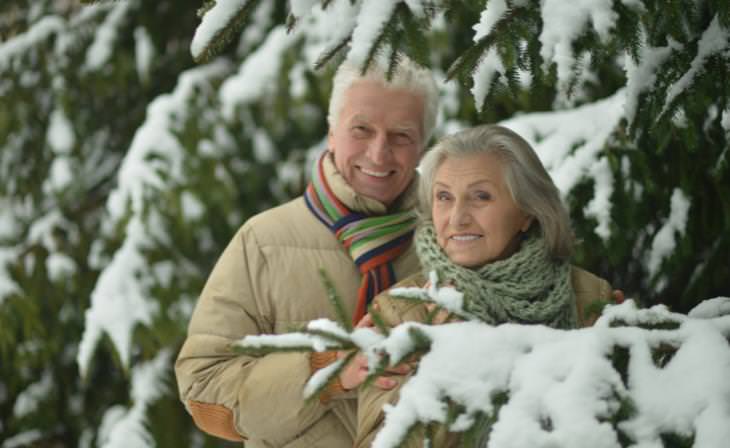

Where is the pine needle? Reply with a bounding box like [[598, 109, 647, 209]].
[[318, 268, 353, 332]]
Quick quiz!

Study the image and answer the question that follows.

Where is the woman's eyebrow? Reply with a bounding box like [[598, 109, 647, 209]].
[[434, 179, 495, 188]]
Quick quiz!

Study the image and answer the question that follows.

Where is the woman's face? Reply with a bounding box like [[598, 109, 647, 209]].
[[432, 152, 533, 268]]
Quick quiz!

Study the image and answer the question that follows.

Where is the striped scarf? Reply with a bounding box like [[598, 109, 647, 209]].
[[304, 152, 417, 325]]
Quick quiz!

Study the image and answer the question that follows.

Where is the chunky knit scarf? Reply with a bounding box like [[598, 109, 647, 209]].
[[415, 223, 577, 329], [304, 152, 417, 325]]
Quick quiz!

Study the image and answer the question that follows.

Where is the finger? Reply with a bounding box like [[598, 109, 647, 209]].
[[433, 309, 451, 324], [351, 353, 368, 368], [373, 376, 398, 390], [356, 313, 374, 328], [384, 362, 411, 375], [613, 289, 625, 304]]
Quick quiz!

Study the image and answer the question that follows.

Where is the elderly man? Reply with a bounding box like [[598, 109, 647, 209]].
[[175, 57, 439, 447]]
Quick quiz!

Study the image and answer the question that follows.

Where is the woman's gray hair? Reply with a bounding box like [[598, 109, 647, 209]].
[[327, 56, 439, 145], [418, 124, 574, 259]]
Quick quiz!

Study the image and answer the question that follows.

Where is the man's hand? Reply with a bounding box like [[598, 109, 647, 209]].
[[337, 308, 410, 390], [613, 289, 625, 304]]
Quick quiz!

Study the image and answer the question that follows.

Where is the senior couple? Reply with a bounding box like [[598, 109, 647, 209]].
[[175, 56, 615, 447]]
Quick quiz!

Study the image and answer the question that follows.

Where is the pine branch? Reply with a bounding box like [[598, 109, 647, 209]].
[[193, 0, 263, 63], [446, 33, 497, 82], [385, 45, 403, 82], [446, 7, 526, 82], [305, 327, 355, 348], [614, 0, 642, 63], [360, 8, 401, 77], [304, 349, 358, 403], [285, 14, 298, 33], [318, 268, 353, 332], [196, 0, 216, 18], [232, 343, 317, 356], [397, 2, 432, 68], [361, 352, 391, 389], [368, 303, 390, 336], [314, 35, 352, 71]]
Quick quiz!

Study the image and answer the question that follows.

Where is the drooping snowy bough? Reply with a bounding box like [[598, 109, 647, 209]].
[[238, 288, 730, 448]]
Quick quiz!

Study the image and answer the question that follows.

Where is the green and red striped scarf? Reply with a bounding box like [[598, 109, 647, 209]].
[[304, 152, 417, 325]]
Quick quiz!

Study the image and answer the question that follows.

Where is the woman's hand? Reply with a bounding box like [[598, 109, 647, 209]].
[[425, 303, 453, 324]]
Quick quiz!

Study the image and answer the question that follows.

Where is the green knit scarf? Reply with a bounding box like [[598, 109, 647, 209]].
[[415, 223, 577, 329]]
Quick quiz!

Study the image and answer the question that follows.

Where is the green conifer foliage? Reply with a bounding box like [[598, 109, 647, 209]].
[[193, 0, 729, 311]]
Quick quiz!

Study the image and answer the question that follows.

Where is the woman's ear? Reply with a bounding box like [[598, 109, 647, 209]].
[[521, 215, 534, 232]]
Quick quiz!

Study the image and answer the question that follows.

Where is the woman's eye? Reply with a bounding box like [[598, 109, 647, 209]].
[[435, 191, 451, 201], [475, 191, 491, 201]]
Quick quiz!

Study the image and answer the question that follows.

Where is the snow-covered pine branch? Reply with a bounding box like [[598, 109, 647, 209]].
[[389, 270, 474, 321], [244, 296, 730, 448]]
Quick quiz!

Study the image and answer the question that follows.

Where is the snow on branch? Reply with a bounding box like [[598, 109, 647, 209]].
[[389, 270, 472, 319], [646, 188, 691, 285], [0, 16, 64, 70], [501, 90, 625, 240], [96, 350, 171, 448], [538, 0, 630, 96], [191, 0, 260, 62], [77, 61, 232, 376], [371, 299, 730, 447], [660, 15, 730, 120], [247, 296, 730, 448], [193, 0, 430, 74], [219, 25, 297, 120], [83, 0, 138, 71]]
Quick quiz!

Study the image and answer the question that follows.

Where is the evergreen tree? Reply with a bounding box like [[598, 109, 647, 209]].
[[1, 0, 317, 446], [192, 0, 730, 312]]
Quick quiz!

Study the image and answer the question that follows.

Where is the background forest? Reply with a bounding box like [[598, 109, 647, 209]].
[[1, 0, 728, 447]]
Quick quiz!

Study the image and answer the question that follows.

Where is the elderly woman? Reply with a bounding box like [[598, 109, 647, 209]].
[[354, 124, 614, 447]]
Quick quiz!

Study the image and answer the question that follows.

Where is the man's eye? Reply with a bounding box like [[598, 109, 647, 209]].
[[391, 133, 413, 145], [351, 126, 370, 137]]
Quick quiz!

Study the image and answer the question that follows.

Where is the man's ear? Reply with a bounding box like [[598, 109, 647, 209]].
[[326, 129, 334, 154]]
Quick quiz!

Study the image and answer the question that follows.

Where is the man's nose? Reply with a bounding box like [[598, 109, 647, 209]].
[[366, 133, 390, 164]]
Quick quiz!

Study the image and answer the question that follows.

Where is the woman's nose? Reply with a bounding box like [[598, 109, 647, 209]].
[[451, 200, 471, 226]]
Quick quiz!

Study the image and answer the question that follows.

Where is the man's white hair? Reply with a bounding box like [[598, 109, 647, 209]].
[[327, 55, 439, 146]]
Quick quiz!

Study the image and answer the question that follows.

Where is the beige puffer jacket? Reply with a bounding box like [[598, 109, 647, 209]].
[[175, 154, 420, 447], [355, 268, 613, 447]]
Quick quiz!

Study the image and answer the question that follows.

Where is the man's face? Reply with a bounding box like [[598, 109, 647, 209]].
[[327, 80, 425, 206]]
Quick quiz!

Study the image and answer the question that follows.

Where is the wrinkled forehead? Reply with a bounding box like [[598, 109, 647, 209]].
[[341, 81, 425, 130], [433, 152, 506, 185]]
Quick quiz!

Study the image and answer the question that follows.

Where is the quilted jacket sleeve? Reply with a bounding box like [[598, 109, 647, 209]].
[[174, 225, 332, 445]]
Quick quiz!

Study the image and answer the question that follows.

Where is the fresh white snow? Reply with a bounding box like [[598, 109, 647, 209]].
[[240, 294, 730, 448], [647, 188, 691, 284]]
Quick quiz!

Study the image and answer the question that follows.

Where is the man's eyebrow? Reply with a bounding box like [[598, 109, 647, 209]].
[[349, 114, 370, 123], [390, 124, 419, 133]]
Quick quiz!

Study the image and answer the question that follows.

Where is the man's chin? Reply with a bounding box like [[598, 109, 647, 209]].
[[355, 185, 399, 206]]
